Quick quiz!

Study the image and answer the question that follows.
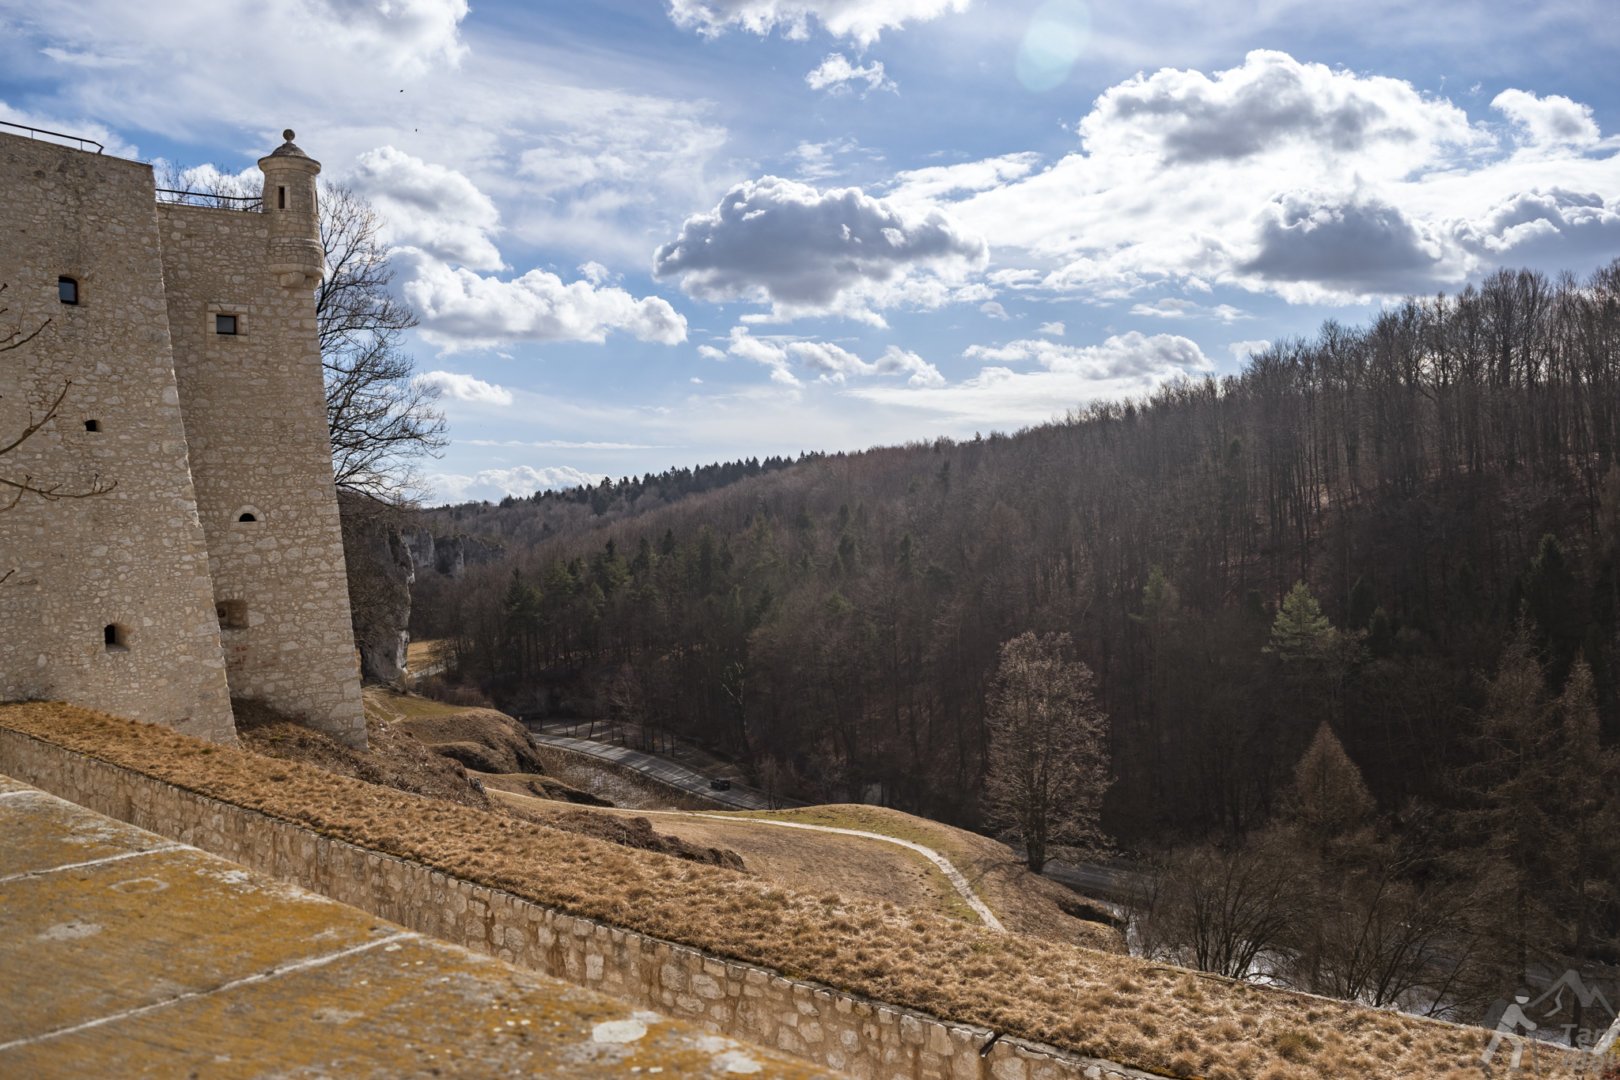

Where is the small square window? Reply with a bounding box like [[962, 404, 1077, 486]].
[[84, 419, 101, 433], [216, 600, 249, 630], [215, 314, 238, 335], [59, 277, 79, 305]]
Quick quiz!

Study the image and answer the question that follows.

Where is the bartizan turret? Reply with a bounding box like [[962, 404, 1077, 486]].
[[258, 129, 324, 289]]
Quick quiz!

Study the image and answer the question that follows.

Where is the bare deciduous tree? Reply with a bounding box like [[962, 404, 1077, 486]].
[[2, 284, 116, 582], [316, 184, 446, 502], [160, 167, 447, 502], [1132, 833, 1304, 980], [2, 286, 115, 511], [983, 631, 1111, 872]]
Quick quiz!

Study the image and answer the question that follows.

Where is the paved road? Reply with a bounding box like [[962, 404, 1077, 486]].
[[524, 728, 794, 811]]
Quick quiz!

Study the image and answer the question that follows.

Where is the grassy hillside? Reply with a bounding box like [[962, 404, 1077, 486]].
[[8, 702, 1581, 1080]]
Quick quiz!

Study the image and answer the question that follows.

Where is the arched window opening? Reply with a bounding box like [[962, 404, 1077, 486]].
[[59, 277, 79, 305], [103, 624, 128, 652], [233, 506, 263, 525], [238, 512, 257, 523]]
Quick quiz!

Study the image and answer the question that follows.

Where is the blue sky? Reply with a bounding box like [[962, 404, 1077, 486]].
[[3, 0, 1618, 504]]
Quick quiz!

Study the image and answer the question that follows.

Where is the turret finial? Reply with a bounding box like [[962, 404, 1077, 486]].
[[283, 129, 296, 142]]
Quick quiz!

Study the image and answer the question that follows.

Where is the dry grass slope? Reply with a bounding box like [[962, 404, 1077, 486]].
[[0, 703, 1587, 1080], [488, 791, 986, 927], [733, 804, 1123, 947]]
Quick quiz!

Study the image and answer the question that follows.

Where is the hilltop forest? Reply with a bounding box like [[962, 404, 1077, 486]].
[[413, 262, 1620, 984]]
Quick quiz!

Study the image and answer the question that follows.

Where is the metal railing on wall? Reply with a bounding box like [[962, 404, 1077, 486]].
[[153, 189, 262, 211], [0, 119, 105, 153]]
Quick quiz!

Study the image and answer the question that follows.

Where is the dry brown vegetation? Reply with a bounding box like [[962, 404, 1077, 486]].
[[2, 703, 1585, 1080], [735, 804, 1124, 949], [490, 793, 984, 926], [235, 697, 493, 810]]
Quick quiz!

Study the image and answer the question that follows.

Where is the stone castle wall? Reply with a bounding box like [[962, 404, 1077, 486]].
[[0, 728, 1169, 1080], [0, 134, 235, 742], [0, 129, 363, 746], [157, 203, 363, 742]]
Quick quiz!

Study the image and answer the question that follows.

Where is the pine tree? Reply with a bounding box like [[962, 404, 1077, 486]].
[[1268, 581, 1337, 662]]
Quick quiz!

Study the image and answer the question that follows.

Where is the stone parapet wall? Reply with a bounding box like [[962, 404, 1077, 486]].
[[0, 728, 1167, 1080]]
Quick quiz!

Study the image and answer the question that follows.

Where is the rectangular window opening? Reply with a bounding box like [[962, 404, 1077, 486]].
[[215, 314, 238, 336], [278, 186, 287, 210], [216, 600, 249, 630], [59, 277, 79, 305], [84, 419, 101, 433]]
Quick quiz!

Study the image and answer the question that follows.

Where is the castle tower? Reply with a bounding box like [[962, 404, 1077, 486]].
[[259, 130, 325, 290], [157, 129, 367, 747]]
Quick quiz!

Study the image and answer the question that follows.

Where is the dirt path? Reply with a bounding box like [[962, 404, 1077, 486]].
[[692, 814, 1006, 933]]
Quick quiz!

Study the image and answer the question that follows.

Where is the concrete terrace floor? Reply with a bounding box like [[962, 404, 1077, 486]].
[[0, 773, 833, 1079]]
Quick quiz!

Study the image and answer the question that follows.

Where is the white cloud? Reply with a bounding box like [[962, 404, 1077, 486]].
[[980, 301, 1009, 319], [805, 53, 896, 95], [653, 175, 988, 325], [1451, 188, 1620, 261], [428, 464, 602, 503], [1037, 321, 1065, 336], [349, 146, 503, 270], [1492, 89, 1602, 151], [463, 439, 667, 450], [932, 50, 1620, 305], [15, 0, 469, 135], [964, 332, 1210, 380], [512, 88, 731, 262], [1228, 339, 1271, 362], [1129, 297, 1247, 322], [719, 327, 800, 386], [1079, 49, 1482, 168], [789, 339, 945, 386], [665, 0, 970, 47], [852, 331, 1211, 424], [413, 370, 514, 406], [887, 153, 1043, 204], [402, 257, 688, 350], [720, 328, 944, 387], [1241, 193, 1447, 296], [697, 344, 729, 360], [0, 102, 139, 158]]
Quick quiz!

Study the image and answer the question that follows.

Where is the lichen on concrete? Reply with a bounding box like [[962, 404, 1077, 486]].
[[0, 777, 832, 1078]]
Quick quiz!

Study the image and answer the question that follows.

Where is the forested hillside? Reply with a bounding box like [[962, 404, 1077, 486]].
[[420, 261, 1617, 820], [415, 264, 1620, 986]]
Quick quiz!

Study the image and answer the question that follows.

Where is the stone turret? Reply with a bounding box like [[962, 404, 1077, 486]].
[[258, 129, 324, 289]]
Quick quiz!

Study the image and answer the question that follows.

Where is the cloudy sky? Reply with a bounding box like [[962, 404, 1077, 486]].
[[4, 1, 1618, 504]]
